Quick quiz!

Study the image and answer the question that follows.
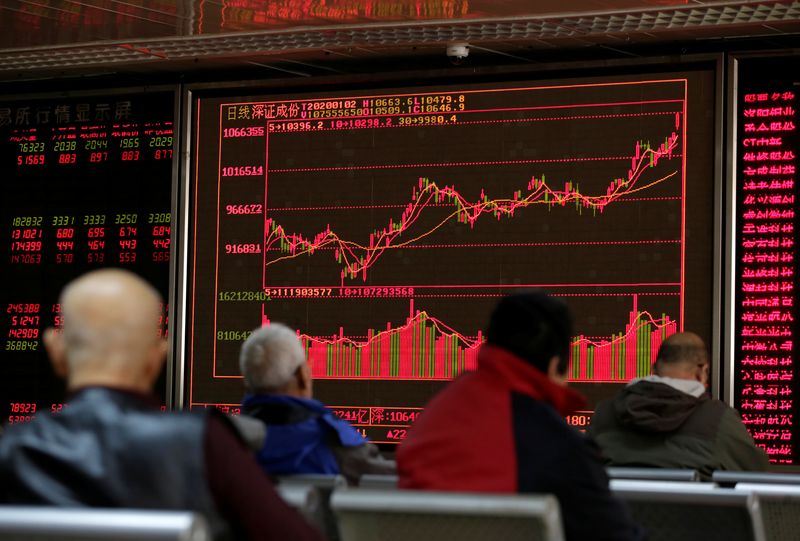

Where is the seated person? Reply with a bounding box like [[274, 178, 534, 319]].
[[590, 332, 768, 478], [0, 269, 322, 541], [397, 291, 643, 541], [239, 323, 395, 484]]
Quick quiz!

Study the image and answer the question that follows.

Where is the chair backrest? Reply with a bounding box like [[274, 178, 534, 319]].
[[277, 483, 322, 511], [713, 471, 800, 487], [278, 474, 347, 491], [606, 467, 699, 482], [734, 483, 800, 541], [331, 488, 564, 541], [358, 474, 399, 490], [0, 507, 210, 541], [613, 486, 765, 541], [277, 475, 346, 541], [610, 480, 718, 492]]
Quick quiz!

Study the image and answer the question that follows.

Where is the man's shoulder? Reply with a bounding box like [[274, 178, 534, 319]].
[[589, 396, 617, 427], [694, 396, 737, 419], [0, 408, 81, 451], [704, 398, 748, 427], [510, 391, 585, 443], [0, 401, 210, 451]]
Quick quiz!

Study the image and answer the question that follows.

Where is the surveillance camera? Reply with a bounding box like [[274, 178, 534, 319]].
[[446, 42, 469, 65]]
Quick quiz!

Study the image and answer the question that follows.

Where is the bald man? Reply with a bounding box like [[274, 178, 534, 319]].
[[589, 332, 768, 478], [0, 269, 322, 541]]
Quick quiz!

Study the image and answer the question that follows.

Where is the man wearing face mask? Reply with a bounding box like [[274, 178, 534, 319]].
[[590, 332, 769, 479]]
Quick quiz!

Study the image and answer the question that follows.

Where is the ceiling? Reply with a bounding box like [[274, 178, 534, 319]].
[[1, 1, 699, 47], [0, 1, 799, 82]]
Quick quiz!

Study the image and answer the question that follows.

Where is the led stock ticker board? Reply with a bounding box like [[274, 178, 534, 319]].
[[733, 56, 800, 465], [0, 93, 175, 424], [189, 71, 715, 444]]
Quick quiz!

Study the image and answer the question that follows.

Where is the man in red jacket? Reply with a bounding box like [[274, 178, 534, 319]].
[[397, 291, 643, 541]]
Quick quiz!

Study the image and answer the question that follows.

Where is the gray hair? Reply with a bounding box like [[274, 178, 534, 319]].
[[239, 323, 306, 393]]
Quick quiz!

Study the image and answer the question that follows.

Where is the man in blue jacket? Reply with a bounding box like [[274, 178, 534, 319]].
[[239, 323, 395, 484]]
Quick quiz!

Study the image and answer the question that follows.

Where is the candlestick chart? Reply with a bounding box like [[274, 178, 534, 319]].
[[189, 73, 716, 443], [265, 123, 680, 284]]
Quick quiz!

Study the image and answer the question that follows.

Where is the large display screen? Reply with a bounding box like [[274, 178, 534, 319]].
[[188, 69, 716, 443], [733, 56, 800, 464], [0, 92, 175, 425]]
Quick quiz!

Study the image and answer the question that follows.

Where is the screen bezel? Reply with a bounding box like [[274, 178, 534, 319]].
[[175, 54, 725, 410]]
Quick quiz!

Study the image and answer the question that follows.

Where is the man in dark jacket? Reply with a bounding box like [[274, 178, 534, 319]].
[[397, 292, 643, 541], [590, 332, 768, 478], [0, 269, 322, 541], [239, 322, 395, 484]]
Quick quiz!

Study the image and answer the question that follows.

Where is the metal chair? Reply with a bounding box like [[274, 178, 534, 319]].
[[0, 507, 210, 541], [277, 483, 323, 513], [613, 485, 765, 541], [606, 467, 700, 482], [734, 483, 800, 541], [713, 471, 800, 487], [609, 479, 718, 492], [278, 474, 347, 491], [358, 474, 399, 490], [331, 488, 564, 541], [277, 475, 346, 541]]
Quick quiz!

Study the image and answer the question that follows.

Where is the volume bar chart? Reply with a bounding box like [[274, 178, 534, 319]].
[[272, 300, 482, 380], [263, 295, 675, 383], [569, 296, 677, 382]]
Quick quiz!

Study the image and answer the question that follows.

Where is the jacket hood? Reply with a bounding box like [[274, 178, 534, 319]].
[[613, 380, 707, 432], [477, 345, 586, 416]]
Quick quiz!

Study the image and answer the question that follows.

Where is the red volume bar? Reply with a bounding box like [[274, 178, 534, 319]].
[[262, 295, 675, 383]]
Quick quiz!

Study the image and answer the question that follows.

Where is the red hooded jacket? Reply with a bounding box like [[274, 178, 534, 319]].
[[397, 345, 643, 541]]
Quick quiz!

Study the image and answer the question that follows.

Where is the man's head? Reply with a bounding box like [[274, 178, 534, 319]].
[[485, 291, 573, 385], [653, 332, 709, 385], [239, 323, 312, 398], [43, 269, 167, 393]]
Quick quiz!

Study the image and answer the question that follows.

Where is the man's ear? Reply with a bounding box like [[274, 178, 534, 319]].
[[547, 356, 567, 387], [297, 362, 313, 397], [695, 362, 710, 386], [144, 339, 168, 385], [44, 328, 68, 379]]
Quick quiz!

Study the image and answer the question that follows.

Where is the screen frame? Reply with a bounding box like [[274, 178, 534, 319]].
[[0, 84, 182, 408], [175, 53, 725, 409]]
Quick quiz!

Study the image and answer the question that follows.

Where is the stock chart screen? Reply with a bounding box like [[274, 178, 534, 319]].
[[0, 92, 175, 425], [733, 56, 800, 464], [189, 70, 715, 443]]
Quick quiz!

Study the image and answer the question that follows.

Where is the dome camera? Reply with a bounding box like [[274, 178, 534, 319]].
[[446, 42, 469, 65]]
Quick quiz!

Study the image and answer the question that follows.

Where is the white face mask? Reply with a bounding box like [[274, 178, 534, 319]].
[[631, 375, 707, 398]]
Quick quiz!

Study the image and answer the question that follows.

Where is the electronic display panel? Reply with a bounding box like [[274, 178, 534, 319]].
[[188, 69, 716, 443], [733, 55, 800, 464], [0, 92, 175, 424]]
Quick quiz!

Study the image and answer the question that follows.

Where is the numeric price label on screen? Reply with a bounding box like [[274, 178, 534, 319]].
[[0, 93, 175, 423], [221, 165, 264, 177]]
